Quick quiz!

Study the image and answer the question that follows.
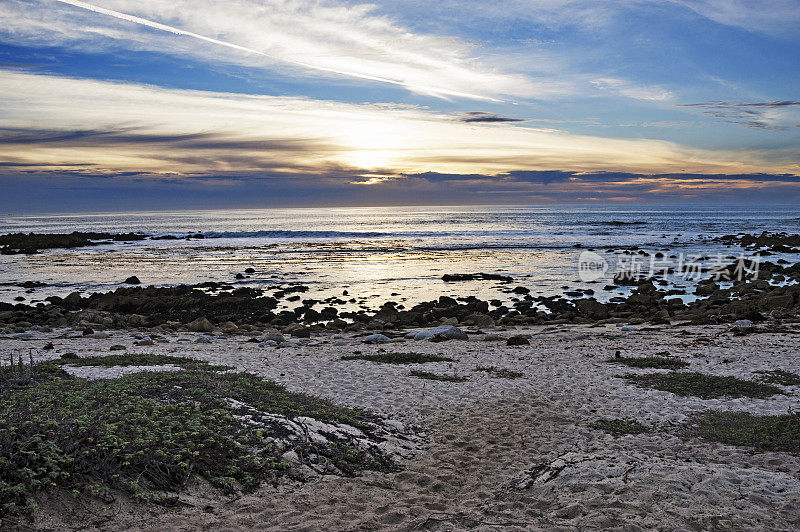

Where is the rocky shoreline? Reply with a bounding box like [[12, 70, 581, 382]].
[[2, 232, 799, 337]]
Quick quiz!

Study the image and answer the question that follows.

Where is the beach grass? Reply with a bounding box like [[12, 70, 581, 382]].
[[0, 359, 389, 524], [474, 366, 524, 379], [624, 372, 783, 399], [341, 352, 454, 364], [606, 356, 689, 370], [590, 418, 651, 437], [753, 369, 800, 386], [686, 411, 800, 453], [409, 370, 467, 382]]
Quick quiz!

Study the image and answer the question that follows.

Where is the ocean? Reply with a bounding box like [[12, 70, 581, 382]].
[[1, 204, 798, 309]]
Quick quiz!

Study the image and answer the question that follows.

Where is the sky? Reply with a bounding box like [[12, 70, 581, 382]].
[[0, 0, 799, 212]]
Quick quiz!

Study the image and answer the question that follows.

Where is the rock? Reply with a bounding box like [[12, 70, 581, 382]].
[[363, 333, 391, 344], [441, 273, 513, 282], [373, 303, 399, 324], [262, 330, 286, 343], [244, 267, 256, 274], [188, 317, 214, 333], [291, 327, 311, 338], [463, 313, 495, 328], [281, 450, 301, 464], [134, 337, 155, 346], [507, 335, 530, 346], [694, 282, 718, 296], [82, 327, 94, 336], [123, 276, 141, 285], [409, 325, 468, 341], [63, 292, 83, 306], [235, 273, 245, 280], [512, 286, 530, 294], [110, 344, 126, 351], [220, 321, 239, 333], [574, 299, 609, 320]]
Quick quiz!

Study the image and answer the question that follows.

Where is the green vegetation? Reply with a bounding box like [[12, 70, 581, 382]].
[[606, 356, 689, 370], [686, 411, 800, 453], [590, 418, 651, 437], [624, 372, 783, 399], [754, 369, 800, 386], [474, 366, 524, 379], [54, 353, 232, 372], [409, 370, 467, 382], [0, 358, 390, 525], [341, 352, 453, 364]]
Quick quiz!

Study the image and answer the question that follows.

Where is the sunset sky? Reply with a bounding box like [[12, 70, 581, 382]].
[[1, 0, 799, 211]]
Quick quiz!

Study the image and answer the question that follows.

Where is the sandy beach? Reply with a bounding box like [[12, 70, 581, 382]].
[[5, 319, 798, 531]]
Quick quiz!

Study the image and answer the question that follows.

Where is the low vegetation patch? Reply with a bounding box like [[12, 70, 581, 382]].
[[686, 411, 800, 453], [409, 370, 467, 382], [474, 366, 524, 379], [624, 372, 783, 399], [754, 369, 800, 386], [606, 356, 689, 370], [341, 352, 453, 364], [54, 353, 232, 372], [590, 418, 651, 437], [0, 358, 391, 525]]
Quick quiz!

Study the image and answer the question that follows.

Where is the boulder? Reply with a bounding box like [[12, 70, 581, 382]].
[[463, 313, 495, 328], [363, 334, 391, 344], [507, 335, 530, 346], [188, 317, 214, 332], [124, 276, 141, 285], [408, 325, 468, 341], [574, 299, 609, 320]]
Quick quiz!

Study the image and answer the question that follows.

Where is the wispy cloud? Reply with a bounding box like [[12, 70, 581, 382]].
[[458, 112, 525, 123], [677, 100, 800, 130], [591, 78, 674, 101], [669, 0, 800, 39], [0, 0, 537, 100]]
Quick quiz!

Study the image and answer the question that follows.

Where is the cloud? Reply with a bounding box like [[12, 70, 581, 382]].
[[458, 112, 525, 123], [669, 0, 800, 39], [591, 78, 674, 101], [677, 101, 800, 130], [1, 71, 798, 182], [0, 0, 537, 100]]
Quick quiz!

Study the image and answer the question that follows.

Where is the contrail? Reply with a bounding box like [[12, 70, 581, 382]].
[[53, 0, 501, 102]]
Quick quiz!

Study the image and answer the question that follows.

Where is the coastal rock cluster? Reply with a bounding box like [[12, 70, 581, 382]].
[[0, 232, 147, 254], [1, 232, 799, 335]]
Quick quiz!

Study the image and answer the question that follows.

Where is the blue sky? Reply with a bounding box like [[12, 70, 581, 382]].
[[0, 0, 798, 212]]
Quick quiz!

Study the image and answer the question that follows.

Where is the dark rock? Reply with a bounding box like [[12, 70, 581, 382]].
[[442, 273, 513, 282], [507, 335, 530, 346], [291, 327, 311, 338], [124, 276, 141, 285]]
